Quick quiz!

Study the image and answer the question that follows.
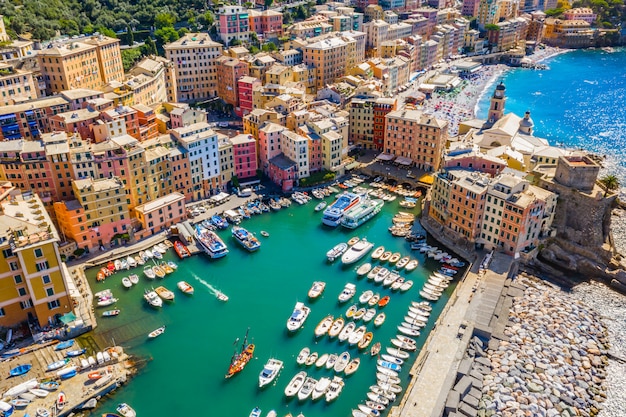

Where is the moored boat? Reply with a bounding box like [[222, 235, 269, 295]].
[[143, 265, 156, 280], [297, 376, 317, 401], [152, 264, 166, 278], [328, 317, 345, 338], [177, 281, 194, 295], [307, 281, 326, 299], [333, 351, 350, 373], [341, 239, 374, 264], [284, 371, 307, 397], [371, 246, 385, 259], [174, 240, 191, 258], [311, 377, 331, 400], [344, 358, 361, 376], [325, 376, 344, 402], [314, 314, 334, 337], [154, 285, 175, 301], [232, 226, 261, 252], [195, 224, 229, 259], [326, 242, 348, 262], [338, 283, 357, 303], [148, 326, 166, 338], [296, 347, 310, 365], [341, 198, 384, 229], [116, 403, 136, 417], [225, 328, 255, 378], [286, 302, 311, 332], [374, 312, 386, 327], [258, 358, 283, 388], [322, 192, 363, 227], [46, 359, 69, 372], [143, 289, 163, 308]]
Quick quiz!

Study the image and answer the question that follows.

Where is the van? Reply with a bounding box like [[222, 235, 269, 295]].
[[238, 188, 252, 197]]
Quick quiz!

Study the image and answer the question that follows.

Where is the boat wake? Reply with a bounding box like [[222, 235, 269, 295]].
[[190, 273, 228, 300]]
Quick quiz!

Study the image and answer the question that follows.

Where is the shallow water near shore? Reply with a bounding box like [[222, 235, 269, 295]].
[[85, 196, 460, 417]]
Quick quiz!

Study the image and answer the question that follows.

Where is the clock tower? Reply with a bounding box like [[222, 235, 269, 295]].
[[487, 82, 506, 124]]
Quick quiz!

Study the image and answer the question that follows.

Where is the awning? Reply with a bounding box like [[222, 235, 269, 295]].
[[210, 192, 230, 203], [376, 153, 395, 161], [419, 174, 435, 185], [345, 161, 360, 170], [395, 156, 412, 165], [59, 312, 77, 325]]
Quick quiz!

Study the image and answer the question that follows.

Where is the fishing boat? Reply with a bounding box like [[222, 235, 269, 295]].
[[284, 371, 307, 397], [225, 328, 255, 378], [286, 302, 311, 332], [39, 381, 59, 391], [298, 376, 317, 401], [380, 251, 392, 262], [363, 308, 376, 322], [341, 238, 374, 264], [405, 259, 419, 271], [322, 192, 363, 227], [129, 274, 139, 285], [314, 315, 334, 337], [338, 322, 356, 343], [378, 295, 390, 307], [126, 256, 137, 268], [344, 358, 361, 375], [177, 281, 194, 295], [10, 364, 32, 376], [356, 263, 372, 276], [154, 286, 175, 301], [333, 351, 350, 373], [56, 392, 67, 411], [161, 262, 174, 274], [374, 312, 386, 327], [358, 332, 374, 349], [148, 326, 166, 338], [353, 308, 366, 320], [36, 407, 50, 417], [314, 201, 327, 212], [371, 246, 385, 259], [358, 290, 374, 304], [46, 359, 69, 372], [338, 283, 357, 303], [305, 352, 318, 366], [232, 226, 261, 252], [121, 277, 132, 288], [315, 353, 329, 368], [195, 224, 229, 258], [55, 339, 75, 350], [258, 358, 283, 388], [116, 403, 136, 417], [143, 265, 156, 280], [250, 407, 262, 417], [311, 377, 331, 400], [370, 342, 382, 356], [102, 309, 120, 317], [396, 256, 410, 269], [326, 242, 348, 262], [348, 325, 366, 345], [174, 240, 191, 259], [10, 398, 29, 408], [341, 198, 384, 229], [307, 281, 326, 299], [296, 347, 310, 365], [325, 354, 338, 370], [325, 376, 344, 402], [368, 293, 381, 306], [328, 317, 345, 338], [152, 264, 166, 278], [143, 289, 163, 308]]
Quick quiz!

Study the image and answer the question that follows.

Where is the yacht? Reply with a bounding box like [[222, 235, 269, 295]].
[[143, 289, 162, 308], [258, 358, 284, 388], [341, 198, 384, 229], [194, 225, 229, 258], [337, 283, 357, 303], [341, 239, 374, 264], [286, 302, 311, 332], [232, 226, 261, 252], [322, 192, 362, 227]]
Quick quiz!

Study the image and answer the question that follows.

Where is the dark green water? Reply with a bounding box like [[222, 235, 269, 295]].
[[86, 194, 458, 417]]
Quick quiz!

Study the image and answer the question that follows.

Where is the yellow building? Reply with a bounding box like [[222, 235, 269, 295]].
[[37, 35, 123, 95], [0, 63, 38, 106], [0, 185, 72, 327], [243, 108, 281, 140]]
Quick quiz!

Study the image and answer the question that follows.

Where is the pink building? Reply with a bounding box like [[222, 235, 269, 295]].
[[230, 133, 259, 180], [462, 0, 481, 18], [248, 10, 284, 39], [268, 154, 297, 192], [258, 122, 286, 174], [133, 192, 186, 240], [218, 6, 250, 45], [237, 76, 262, 117], [444, 151, 506, 177], [563, 8, 596, 24]]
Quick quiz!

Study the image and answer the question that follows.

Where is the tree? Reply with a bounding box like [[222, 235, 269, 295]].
[[261, 41, 277, 52], [126, 23, 134, 46], [600, 174, 620, 196], [229, 38, 242, 46], [264, 0, 274, 8], [121, 48, 143, 72], [143, 37, 158, 55], [155, 12, 177, 30], [155, 26, 180, 46], [249, 45, 260, 54]]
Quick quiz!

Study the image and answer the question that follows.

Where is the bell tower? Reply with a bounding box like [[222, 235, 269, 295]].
[[488, 82, 506, 124]]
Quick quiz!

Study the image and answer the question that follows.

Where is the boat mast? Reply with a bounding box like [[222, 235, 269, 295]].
[[242, 327, 250, 352]]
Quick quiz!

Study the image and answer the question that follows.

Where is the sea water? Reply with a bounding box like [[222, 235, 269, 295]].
[[86, 196, 459, 417]]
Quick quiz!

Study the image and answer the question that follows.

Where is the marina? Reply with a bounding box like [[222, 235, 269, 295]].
[[65, 180, 462, 417]]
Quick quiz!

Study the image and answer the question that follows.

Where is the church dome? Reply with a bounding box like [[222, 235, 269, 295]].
[[519, 110, 534, 133]]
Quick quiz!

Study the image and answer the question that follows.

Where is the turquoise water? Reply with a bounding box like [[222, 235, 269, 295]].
[[86, 195, 459, 417], [477, 47, 626, 185]]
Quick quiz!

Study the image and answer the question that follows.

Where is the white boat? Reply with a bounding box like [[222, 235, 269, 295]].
[[405, 259, 419, 271], [390, 339, 416, 351], [381, 354, 404, 365], [122, 277, 132, 288], [296, 347, 310, 365], [373, 312, 386, 327], [284, 371, 307, 397], [126, 256, 137, 268], [143, 289, 163, 308], [363, 308, 376, 322], [315, 353, 329, 368], [116, 403, 136, 417], [328, 317, 345, 338], [325, 376, 344, 402], [304, 351, 318, 367], [348, 325, 366, 346], [356, 263, 372, 276], [151, 247, 163, 259], [368, 293, 381, 306], [338, 321, 356, 342], [341, 239, 374, 264], [383, 271, 400, 287], [177, 281, 195, 295], [286, 302, 311, 332], [314, 201, 327, 212], [397, 325, 420, 337], [377, 372, 401, 385], [326, 242, 348, 262], [36, 407, 50, 417], [307, 281, 326, 299], [143, 265, 156, 279], [400, 280, 414, 291], [97, 297, 117, 307], [298, 376, 317, 401], [333, 351, 350, 373], [129, 274, 139, 285], [358, 289, 374, 304], [341, 198, 384, 229], [338, 283, 357, 303], [325, 354, 338, 370], [29, 388, 50, 398], [259, 358, 283, 388], [322, 192, 363, 227], [148, 325, 166, 338], [144, 249, 154, 259], [367, 265, 382, 280], [344, 357, 361, 375], [314, 315, 334, 337], [194, 224, 229, 258], [376, 366, 398, 378], [311, 377, 331, 400], [371, 246, 385, 259], [374, 268, 390, 284]]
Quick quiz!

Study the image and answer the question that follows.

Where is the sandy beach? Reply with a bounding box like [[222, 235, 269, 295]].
[[412, 46, 571, 136]]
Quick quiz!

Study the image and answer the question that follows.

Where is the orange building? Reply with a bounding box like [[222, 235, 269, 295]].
[[133, 192, 186, 240], [216, 56, 249, 108]]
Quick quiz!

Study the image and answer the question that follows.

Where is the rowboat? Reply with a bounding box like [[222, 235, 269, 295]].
[[363, 308, 376, 322], [338, 322, 356, 342], [314, 315, 334, 337], [154, 286, 175, 301], [56, 391, 67, 411], [370, 342, 382, 356], [284, 371, 307, 397], [388, 252, 401, 264], [378, 295, 390, 307], [46, 359, 70, 372], [29, 388, 50, 398], [405, 259, 419, 271], [348, 325, 366, 345], [356, 263, 372, 276], [333, 351, 350, 373], [315, 353, 329, 368], [177, 281, 194, 295], [353, 308, 366, 320], [371, 246, 385, 259], [347, 236, 360, 246], [357, 332, 373, 349], [148, 326, 166, 338], [380, 251, 392, 262], [36, 407, 50, 417], [152, 265, 166, 278], [328, 317, 345, 338], [395, 256, 410, 269], [346, 304, 357, 318], [296, 347, 310, 365], [55, 339, 74, 350], [368, 293, 381, 306], [344, 358, 360, 376], [367, 266, 382, 280], [122, 277, 132, 288], [39, 381, 59, 391], [358, 290, 374, 304], [304, 351, 318, 367], [10, 364, 32, 376], [10, 398, 30, 408], [307, 281, 326, 299], [102, 309, 120, 317], [373, 312, 386, 327], [57, 366, 77, 379]]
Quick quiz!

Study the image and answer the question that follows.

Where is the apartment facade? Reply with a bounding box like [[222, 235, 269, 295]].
[[218, 6, 251, 45], [133, 192, 186, 240], [0, 64, 38, 107], [230, 134, 259, 180], [216, 56, 249, 108]]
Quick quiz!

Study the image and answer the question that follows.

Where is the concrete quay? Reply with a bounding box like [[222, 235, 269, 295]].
[[389, 248, 514, 417]]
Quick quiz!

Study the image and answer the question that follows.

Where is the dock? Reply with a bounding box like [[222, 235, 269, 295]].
[[0, 343, 134, 416]]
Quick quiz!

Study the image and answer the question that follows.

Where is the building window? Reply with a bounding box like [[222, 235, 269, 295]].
[[9, 261, 19, 271], [18, 287, 27, 296], [43, 275, 51, 284], [47, 300, 60, 310], [36, 261, 50, 271], [2, 248, 14, 258], [46, 287, 54, 297], [14, 274, 22, 284], [0, 307, 5, 317], [20, 299, 33, 309], [34, 248, 43, 258]]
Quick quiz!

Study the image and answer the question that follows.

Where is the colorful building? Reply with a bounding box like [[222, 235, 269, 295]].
[[230, 134, 259, 180], [133, 192, 186, 240], [216, 56, 249, 108], [218, 5, 251, 45], [237, 76, 262, 117]]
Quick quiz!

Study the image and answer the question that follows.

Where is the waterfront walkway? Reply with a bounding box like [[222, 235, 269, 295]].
[[390, 251, 513, 417]]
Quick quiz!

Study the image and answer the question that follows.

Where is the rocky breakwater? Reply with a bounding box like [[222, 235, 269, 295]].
[[479, 276, 610, 417]]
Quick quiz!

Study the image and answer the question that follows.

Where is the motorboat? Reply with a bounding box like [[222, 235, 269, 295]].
[[122, 277, 133, 288], [177, 281, 194, 295], [232, 226, 261, 252], [154, 286, 175, 301], [129, 274, 139, 285], [373, 312, 386, 327], [356, 263, 372, 276], [390, 277, 405, 291], [380, 251, 392, 262], [374, 268, 390, 284], [368, 293, 381, 306], [396, 256, 410, 269], [376, 366, 398, 378], [378, 360, 402, 372], [152, 264, 166, 278], [102, 309, 120, 317], [325, 376, 344, 402], [258, 358, 283, 388], [353, 308, 366, 320], [358, 290, 374, 304], [409, 305, 431, 316], [160, 261, 174, 275], [377, 372, 401, 386], [398, 325, 420, 337], [371, 246, 385, 259], [311, 377, 331, 400], [400, 280, 414, 291], [341, 239, 374, 264], [314, 315, 334, 337], [370, 385, 396, 401], [322, 192, 363, 227], [215, 290, 229, 302], [363, 308, 376, 322], [338, 283, 357, 303], [151, 247, 163, 259], [307, 281, 326, 299], [126, 256, 137, 268], [341, 198, 384, 229], [314, 201, 328, 212], [346, 304, 357, 318], [333, 351, 350, 373], [348, 325, 367, 346], [286, 302, 311, 332], [195, 224, 229, 258], [358, 332, 373, 349], [174, 240, 191, 259], [250, 407, 262, 417], [315, 353, 329, 368], [97, 297, 118, 307], [148, 326, 166, 338], [405, 259, 419, 271], [298, 376, 317, 401], [56, 392, 67, 411], [367, 392, 390, 406], [390, 339, 416, 351], [143, 289, 163, 308], [326, 242, 348, 262], [381, 354, 404, 366], [420, 290, 440, 301], [325, 354, 338, 370], [383, 271, 400, 287], [328, 317, 345, 338], [304, 352, 318, 367], [359, 404, 382, 416], [143, 265, 156, 279], [367, 266, 382, 280], [284, 371, 307, 397], [296, 347, 310, 365], [338, 322, 356, 342]]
